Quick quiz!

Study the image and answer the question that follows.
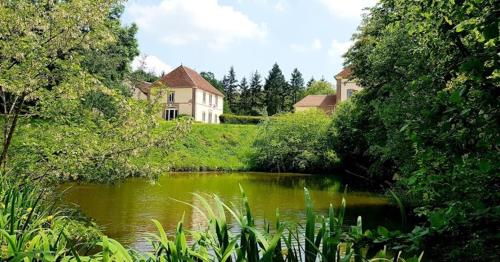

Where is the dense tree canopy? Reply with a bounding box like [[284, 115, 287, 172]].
[[330, 0, 499, 260], [304, 80, 335, 96]]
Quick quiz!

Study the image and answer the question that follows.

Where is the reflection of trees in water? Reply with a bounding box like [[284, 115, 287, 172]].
[[242, 174, 343, 192]]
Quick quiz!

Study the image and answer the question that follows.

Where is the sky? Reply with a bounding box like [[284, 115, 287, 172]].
[[123, 0, 377, 83]]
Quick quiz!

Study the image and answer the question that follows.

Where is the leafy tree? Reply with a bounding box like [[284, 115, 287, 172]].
[[200, 71, 224, 93], [253, 110, 338, 172], [264, 63, 287, 115], [0, 0, 187, 181], [80, 4, 139, 96], [304, 80, 335, 96], [222, 67, 238, 113], [288, 69, 305, 109], [331, 0, 499, 260]]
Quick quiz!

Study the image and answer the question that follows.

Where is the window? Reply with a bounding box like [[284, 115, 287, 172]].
[[168, 92, 175, 103], [164, 109, 178, 120], [214, 96, 218, 106], [208, 112, 212, 124], [202, 111, 206, 122], [347, 89, 357, 99], [203, 92, 206, 104], [209, 94, 212, 105]]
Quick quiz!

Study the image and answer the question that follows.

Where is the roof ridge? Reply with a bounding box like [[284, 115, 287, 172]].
[[180, 65, 197, 87]]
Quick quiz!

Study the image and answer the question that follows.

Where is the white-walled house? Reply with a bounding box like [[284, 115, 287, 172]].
[[133, 65, 224, 124]]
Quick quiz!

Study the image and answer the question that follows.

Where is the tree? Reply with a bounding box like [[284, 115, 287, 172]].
[[264, 63, 287, 115], [80, 5, 139, 96], [129, 55, 160, 84], [200, 72, 224, 93], [238, 77, 252, 115], [0, 1, 187, 180], [288, 68, 305, 110], [330, 0, 499, 259], [304, 80, 335, 96], [249, 71, 264, 115], [222, 67, 238, 113], [307, 77, 315, 87]]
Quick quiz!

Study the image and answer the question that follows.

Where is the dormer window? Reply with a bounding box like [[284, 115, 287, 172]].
[[168, 92, 175, 103]]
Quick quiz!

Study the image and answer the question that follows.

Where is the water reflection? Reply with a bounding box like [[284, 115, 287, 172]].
[[59, 172, 400, 251]]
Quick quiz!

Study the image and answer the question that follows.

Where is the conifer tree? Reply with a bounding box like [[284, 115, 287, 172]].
[[249, 71, 264, 115], [264, 63, 287, 115], [238, 77, 252, 115], [222, 67, 238, 113], [288, 68, 305, 110]]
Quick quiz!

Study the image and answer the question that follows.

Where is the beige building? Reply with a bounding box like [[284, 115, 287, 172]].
[[293, 95, 337, 114], [293, 67, 363, 114], [335, 67, 363, 102], [133, 65, 224, 124]]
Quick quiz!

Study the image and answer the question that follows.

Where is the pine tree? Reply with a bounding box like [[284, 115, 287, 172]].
[[249, 71, 264, 115], [307, 77, 315, 87], [238, 77, 251, 115], [288, 68, 305, 110], [264, 63, 287, 116], [222, 67, 238, 113]]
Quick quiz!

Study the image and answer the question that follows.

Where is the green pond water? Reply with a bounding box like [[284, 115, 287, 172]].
[[59, 172, 401, 251]]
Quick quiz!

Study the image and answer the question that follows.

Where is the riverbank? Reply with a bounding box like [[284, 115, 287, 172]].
[[135, 122, 259, 172]]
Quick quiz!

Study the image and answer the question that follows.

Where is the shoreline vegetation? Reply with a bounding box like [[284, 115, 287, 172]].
[[0, 0, 497, 261]]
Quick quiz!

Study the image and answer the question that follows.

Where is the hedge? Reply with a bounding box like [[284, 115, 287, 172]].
[[219, 114, 267, 125]]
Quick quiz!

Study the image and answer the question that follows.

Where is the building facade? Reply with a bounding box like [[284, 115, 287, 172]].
[[335, 67, 363, 102], [133, 65, 224, 124]]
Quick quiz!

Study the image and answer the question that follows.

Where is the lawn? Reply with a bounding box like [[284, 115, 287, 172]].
[[138, 122, 259, 171]]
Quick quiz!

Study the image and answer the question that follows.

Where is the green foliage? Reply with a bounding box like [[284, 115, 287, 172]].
[[330, 0, 499, 260], [80, 5, 139, 96], [0, 1, 188, 183], [304, 80, 335, 96], [287, 68, 306, 111], [219, 114, 267, 125], [253, 110, 339, 172], [222, 67, 239, 113], [264, 63, 288, 115]]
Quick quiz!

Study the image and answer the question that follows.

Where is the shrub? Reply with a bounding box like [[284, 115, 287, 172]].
[[252, 110, 339, 172], [219, 114, 267, 124]]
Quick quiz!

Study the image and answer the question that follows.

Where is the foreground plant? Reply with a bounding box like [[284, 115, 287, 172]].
[[89, 186, 423, 262]]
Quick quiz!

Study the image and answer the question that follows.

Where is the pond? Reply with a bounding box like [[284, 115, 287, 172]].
[[59, 172, 401, 251]]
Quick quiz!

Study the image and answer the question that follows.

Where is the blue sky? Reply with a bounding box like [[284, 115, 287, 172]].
[[123, 0, 376, 83]]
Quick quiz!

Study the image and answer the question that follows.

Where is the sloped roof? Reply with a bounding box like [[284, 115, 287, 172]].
[[335, 67, 352, 79], [294, 95, 337, 108], [158, 65, 224, 97], [135, 81, 152, 95]]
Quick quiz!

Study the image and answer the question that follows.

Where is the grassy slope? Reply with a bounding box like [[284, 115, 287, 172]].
[[141, 122, 259, 171]]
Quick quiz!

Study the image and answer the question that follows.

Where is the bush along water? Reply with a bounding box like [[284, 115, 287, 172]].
[[0, 177, 423, 261]]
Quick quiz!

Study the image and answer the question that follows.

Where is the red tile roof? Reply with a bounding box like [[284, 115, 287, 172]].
[[158, 65, 224, 97], [294, 95, 337, 108], [335, 67, 352, 79]]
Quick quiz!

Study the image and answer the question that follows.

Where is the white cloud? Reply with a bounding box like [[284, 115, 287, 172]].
[[328, 39, 353, 61], [290, 38, 323, 53], [131, 55, 173, 76], [127, 0, 267, 49], [319, 0, 377, 19], [274, 0, 288, 12]]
